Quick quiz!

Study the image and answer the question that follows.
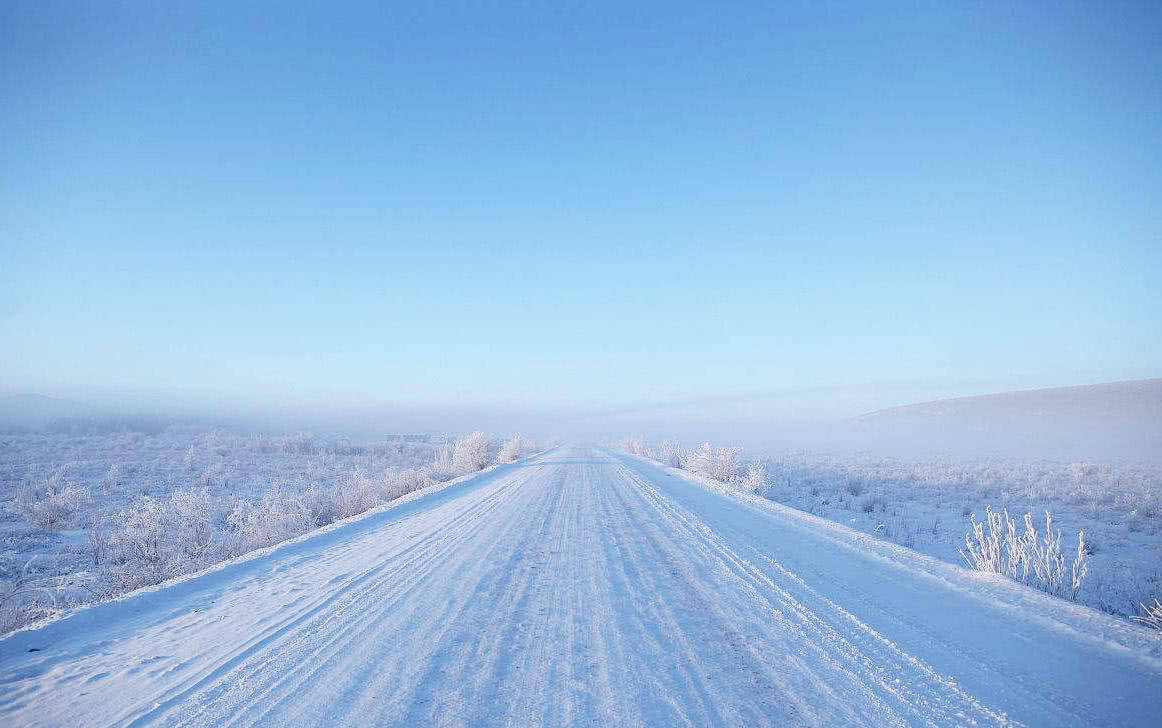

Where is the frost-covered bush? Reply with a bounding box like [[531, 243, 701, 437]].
[[302, 483, 339, 526], [99, 463, 122, 495], [13, 470, 91, 529], [961, 505, 1089, 600], [619, 437, 753, 488], [85, 518, 111, 565], [114, 497, 169, 565], [332, 473, 382, 520], [619, 437, 651, 458], [498, 435, 537, 464], [658, 440, 683, 468], [452, 432, 493, 473], [170, 488, 216, 559], [0, 558, 59, 634], [431, 442, 456, 480], [737, 462, 767, 492], [384, 468, 434, 500], [681, 442, 742, 482], [227, 486, 315, 552]]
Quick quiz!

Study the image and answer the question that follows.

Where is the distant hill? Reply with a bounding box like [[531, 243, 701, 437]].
[[850, 379, 1161, 461], [861, 379, 1162, 424]]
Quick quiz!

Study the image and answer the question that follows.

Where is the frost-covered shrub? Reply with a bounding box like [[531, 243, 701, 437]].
[[431, 442, 456, 480], [13, 470, 91, 529], [85, 518, 110, 565], [681, 442, 742, 482], [619, 437, 651, 458], [114, 497, 168, 565], [498, 435, 536, 464], [99, 463, 122, 495], [384, 468, 433, 500], [961, 505, 1089, 600], [452, 432, 493, 473], [658, 440, 683, 467], [227, 486, 315, 551], [170, 488, 216, 558], [737, 462, 767, 492], [302, 484, 338, 527], [0, 558, 59, 633], [332, 473, 381, 520]]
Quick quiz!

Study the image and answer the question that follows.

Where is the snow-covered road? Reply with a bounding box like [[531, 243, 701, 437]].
[[2, 446, 1159, 727]]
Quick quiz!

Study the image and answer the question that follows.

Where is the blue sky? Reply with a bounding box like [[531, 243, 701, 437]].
[[2, 1, 1160, 417]]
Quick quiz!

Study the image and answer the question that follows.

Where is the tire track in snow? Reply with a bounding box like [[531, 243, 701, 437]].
[[152, 461, 550, 727], [614, 461, 1009, 726]]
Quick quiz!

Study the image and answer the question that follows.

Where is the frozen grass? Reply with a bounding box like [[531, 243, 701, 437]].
[[0, 428, 544, 634], [620, 436, 1162, 622], [1134, 599, 1162, 630], [960, 505, 1088, 600]]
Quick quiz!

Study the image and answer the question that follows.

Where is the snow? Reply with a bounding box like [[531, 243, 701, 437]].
[[753, 452, 1162, 618], [0, 429, 541, 632], [2, 445, 1159, 726]]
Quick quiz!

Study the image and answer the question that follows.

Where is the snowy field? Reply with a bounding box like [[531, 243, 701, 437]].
[[1, 446, 1158, 727], [619, 439, 1162, 624], [0, 426, 541, 633]]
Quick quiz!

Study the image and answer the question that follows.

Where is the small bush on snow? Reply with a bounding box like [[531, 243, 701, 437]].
[[302, 483, 338, 527], [681, 442, 742, 483], [0, 557, 60, 633], [169, 488, 216, 559], [737, 462, 767, 492], [498, 435, 537, 464], [13, 470, 91, 529], [227, 486, 315, 552], [113, 497, 168, 565], [431, 442, 456, 480], [658, 440, 683, 468], [619, 437, 651, 458], [99, 463, 121, 495], [331, 473, 381, 521], [383, 468, 434, 500], [452, 432, 493, 473], [85, 518, 110, 566]]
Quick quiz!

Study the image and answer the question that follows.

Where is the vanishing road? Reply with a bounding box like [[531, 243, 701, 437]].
[[2, 446, 1159, 726]]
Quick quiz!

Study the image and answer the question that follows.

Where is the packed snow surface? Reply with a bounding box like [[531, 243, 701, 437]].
[[1, 446, 1159, 727]]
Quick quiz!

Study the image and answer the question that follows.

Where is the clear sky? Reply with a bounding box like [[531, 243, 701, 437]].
[[2, 1, 1160, 419]]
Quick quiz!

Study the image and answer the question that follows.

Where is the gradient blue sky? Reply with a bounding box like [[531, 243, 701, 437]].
[[3, 1, 1160, 417]]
